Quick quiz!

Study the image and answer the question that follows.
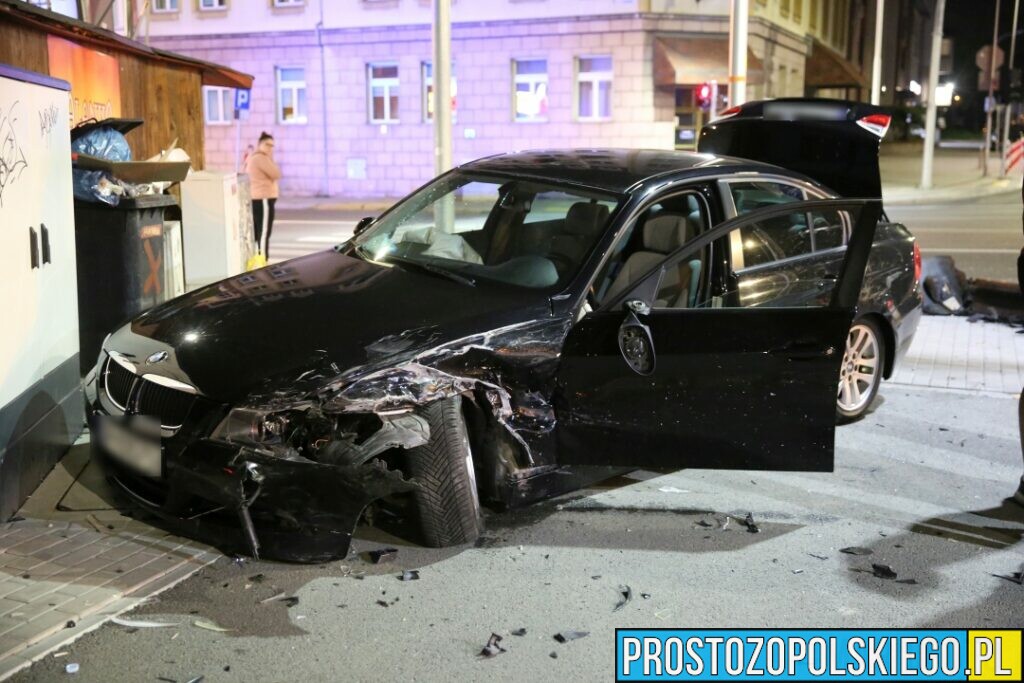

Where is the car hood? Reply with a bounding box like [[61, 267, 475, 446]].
[[108, 250, 552, 404]]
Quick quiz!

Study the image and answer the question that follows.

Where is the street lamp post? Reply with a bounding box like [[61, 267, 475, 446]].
[[870, 0, 884, 106], [921, 0, 947, 190], [432, 0, 453, 177], [728, 0, 749, 107], [1001, 0, 1021, 177], [984, 0, 1001, 177]]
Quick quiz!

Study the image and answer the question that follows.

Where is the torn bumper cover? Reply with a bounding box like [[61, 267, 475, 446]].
[[95, 435, 418, 562]]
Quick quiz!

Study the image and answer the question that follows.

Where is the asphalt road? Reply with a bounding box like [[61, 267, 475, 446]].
[[13, 386, 1024, 683], [270, 192, 1024, 283], [888, 191, 1022, 283]]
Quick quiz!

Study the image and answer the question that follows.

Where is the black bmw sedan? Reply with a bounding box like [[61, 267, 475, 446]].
[[86, 99, 922, 561]]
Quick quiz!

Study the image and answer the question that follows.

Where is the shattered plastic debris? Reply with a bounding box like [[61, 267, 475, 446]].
[[554, 631, 589, 643], [658, 486, 689, 493], [808, 553, 829, 561], [279, 596, 300, 607], [65, 663, 80, 674], [511, 628, 527, 636], [839, 547, 873, 556], [871, 564, 898, 580], [640, 593, 651, 600], [399, 570, 420, 581], [742, 513, 760, 534], [193, 619, 232, 633], [366, 548, 398, 564], [259, 591, 287, 604], [613, 585, 632, 612], [479, 633, 506, 658], [111, 617, 178, 628], [549, 652, 558, 659], [248, 573, 266, 583]]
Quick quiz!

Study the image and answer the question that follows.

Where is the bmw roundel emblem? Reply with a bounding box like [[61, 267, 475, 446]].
[[146, 351, 169, 365]]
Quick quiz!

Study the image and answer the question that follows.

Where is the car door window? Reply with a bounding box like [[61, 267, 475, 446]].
[[728, 180, 805, 215], [621, 206, 869, 311]]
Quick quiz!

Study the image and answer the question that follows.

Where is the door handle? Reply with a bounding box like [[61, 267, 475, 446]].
[[29, 227, 39, 269], [41, 224, 51, 265], [769, 342, 835, 360]]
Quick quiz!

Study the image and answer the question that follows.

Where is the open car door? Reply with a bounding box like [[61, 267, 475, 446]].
[[555, 199, 881, 472]]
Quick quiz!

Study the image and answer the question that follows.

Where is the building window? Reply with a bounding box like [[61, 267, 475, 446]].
[[273, 0, 304, 6], [576, 56, 612, 121], [422, 62, 457, 122], [793, 0, 802, 22], [368, 63, 399, 123], [203, 86, 234, 125], [780, 0, 790, 18], [276, 67, 308, 124], [809, 0, 819, 30], [152, 0, 179, 12], [199, 0, 227, 10], [513, 58, 548, 122]]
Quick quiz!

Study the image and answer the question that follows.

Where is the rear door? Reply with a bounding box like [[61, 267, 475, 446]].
[[555, 199, 880, 472]]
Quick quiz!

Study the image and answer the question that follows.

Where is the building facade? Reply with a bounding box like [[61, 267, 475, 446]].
[[145, 0, 871, 197]]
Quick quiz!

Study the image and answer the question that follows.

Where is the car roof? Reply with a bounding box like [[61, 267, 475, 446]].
[[458, 148, 793, 195]]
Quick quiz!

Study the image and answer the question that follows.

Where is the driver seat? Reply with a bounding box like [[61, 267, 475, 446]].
[[603, 213, 697, 306]]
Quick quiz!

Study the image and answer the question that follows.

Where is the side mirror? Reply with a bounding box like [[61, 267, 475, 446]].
[[624, 299, 651, 316], [354, 216, 375, 236], [618, 309, 656, 376]]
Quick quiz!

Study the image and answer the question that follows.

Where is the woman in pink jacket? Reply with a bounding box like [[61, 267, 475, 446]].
[[245, 132, 282, 258]]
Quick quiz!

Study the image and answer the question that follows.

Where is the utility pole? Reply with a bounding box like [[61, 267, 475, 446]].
[[870, 0, 884, 105], [984, 0, 1001, 176], [921, 0, 946, 190], [1002, 0, 1021, 177], [432, 0, 453, 176], [728, 0, 749, 106]]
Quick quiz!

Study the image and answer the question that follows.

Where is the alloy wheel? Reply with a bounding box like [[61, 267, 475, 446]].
[[837, 322, 880, 414]]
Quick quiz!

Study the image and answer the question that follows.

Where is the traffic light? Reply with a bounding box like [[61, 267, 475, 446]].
[[697, 82, 712, 110]]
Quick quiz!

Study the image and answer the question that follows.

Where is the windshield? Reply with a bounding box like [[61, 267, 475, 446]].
[[352, 172, 621, 290]]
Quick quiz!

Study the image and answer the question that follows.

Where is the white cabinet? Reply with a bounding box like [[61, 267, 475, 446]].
[[0, 64, 84, 519], [180, 171, 254, 291]]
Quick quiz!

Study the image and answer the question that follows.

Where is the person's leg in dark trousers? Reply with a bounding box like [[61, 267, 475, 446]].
[[252, 199, 265, 254], [264, 198, 276, 259]]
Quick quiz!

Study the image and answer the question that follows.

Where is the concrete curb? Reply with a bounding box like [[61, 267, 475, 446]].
[[883, 179, 1020, 206]]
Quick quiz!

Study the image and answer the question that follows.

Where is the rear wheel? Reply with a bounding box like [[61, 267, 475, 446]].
[[836, 318, 885, 424], [405, 396, 482, 547]]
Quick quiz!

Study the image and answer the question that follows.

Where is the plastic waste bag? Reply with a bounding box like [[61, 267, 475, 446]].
[[71, 126, 132, 205]]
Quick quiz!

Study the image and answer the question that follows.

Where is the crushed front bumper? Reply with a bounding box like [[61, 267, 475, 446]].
[[92, 419, 418, 563]]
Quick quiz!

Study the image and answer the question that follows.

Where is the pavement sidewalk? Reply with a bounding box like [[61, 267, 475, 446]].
[[881, 144, 1022, 206], [0, 444, 217, 681]]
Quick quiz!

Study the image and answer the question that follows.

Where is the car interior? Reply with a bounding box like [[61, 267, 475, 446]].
[[592, 192, 709, 309]]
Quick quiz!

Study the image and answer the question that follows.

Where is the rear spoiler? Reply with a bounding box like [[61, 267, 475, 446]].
[[697, 98, 891, 200]]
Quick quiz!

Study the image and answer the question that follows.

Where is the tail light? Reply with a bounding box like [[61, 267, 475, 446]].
[[713, 106, 742, 121], [912, 241, 922, 283], [857, 113, 892, 138]]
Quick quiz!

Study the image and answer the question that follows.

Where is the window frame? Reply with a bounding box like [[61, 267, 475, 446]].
[[272, 0, 305, 6], [575, 55, 613, 122], [276, 66, 309, 125], [198, 0, 227, 11], [421, 61, 457, 123], [368, 62, 400, 124], [512, 57, 549, 123], [151, 0, 179, 13], [202, 85, 235, 126]]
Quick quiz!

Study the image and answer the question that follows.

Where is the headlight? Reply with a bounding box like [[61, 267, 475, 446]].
[[212, 407, 296, 445]]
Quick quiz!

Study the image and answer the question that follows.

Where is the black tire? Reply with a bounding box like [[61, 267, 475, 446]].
[[836, 317, 886, 425], [405, 396, 482, 547]]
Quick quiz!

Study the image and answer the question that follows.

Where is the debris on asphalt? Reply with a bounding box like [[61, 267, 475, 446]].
[[111, 617, 178, 628], [640, 593, 651, 599], [511, 628, 527, 636], [742, 513, 760, 533], [54, 652, 68, 658], [185, 677, 204, 683], [871, 564, 898, 580], [399, 570, 420, 581], [65, 663, 79, 674], [376, 600, 389, 608], [554, 631, 589, 643], [85, 514, 108, 533], [65, 620, 75, 629], [259, 591, 287, 604], [591, 575, 602, 580], [366, 548, 399, 564], [248, 573, 265, 583], [658, 486, 689, 493], [695, 519, 713, 528], [479, 633, 506, 658], [279, 596, 300, 607], [613, 585, 632, 612], [808, 553, 829, 560], [840, 547, 873, 556], [792, 569, 804, 575], [193, 619, 232, 633], [549, 651, 558, 659], [896, 579, 919, 585], [992, 571, 1024, 585]]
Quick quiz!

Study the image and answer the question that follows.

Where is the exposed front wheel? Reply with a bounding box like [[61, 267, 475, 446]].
[[405, 396, 482, 547], [836, 318, 885, 424]]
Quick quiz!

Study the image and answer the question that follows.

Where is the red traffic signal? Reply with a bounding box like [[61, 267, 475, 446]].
[[697, 82, 713, 110]]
